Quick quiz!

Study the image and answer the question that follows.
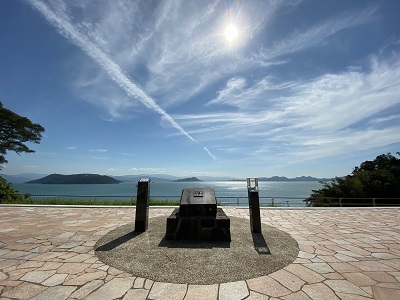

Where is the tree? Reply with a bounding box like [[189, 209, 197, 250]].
[[0, 176, 22, 203], [0, 102, 45, 169], [306, 152, 400, 206]]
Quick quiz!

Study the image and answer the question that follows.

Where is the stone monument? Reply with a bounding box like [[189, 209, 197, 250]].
[[166, 188, 231, 241], [247, 178, 262, 233], [135, 178, 150, 232]]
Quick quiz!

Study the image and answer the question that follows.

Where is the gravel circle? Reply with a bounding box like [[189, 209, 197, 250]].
[[94, 215, 299, 284]]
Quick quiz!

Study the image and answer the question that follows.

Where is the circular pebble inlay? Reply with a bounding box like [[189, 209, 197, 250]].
[[94, 216, 298, 284]]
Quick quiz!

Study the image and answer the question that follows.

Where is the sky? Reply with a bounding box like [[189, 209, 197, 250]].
[[1, 0, 400, 179]]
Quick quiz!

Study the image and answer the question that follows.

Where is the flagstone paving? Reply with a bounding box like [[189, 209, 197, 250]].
[[0, 206, 398, 299]]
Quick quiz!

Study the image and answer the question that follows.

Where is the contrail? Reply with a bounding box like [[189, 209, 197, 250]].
[[27, 0, 217, 160]]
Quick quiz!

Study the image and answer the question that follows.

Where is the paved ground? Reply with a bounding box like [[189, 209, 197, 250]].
[[0, 206, 399, 300]]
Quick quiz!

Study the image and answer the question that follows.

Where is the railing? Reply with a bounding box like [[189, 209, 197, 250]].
[[1, 194, 399, 207]]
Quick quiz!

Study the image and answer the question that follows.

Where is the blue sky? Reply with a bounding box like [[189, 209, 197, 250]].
[[1, 0, 400, 178]]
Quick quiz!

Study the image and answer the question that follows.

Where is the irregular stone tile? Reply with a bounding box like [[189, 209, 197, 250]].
[[341, 244, 372, 256], [57, 252, 78, 260], [57, 241, 84, 249], [372, 286, 400, 300], [324, 280, 370, 297], [82, 255, 98, 263], [38, 262, 63, 270], [0, 271, 9, 281], [97, 265, 109, 271], [0, 259, 20, 269], [375, 282, 400, 289], [381, 259, 400, 269], [20, 270, 56, 283], [284, 264, 324, 284], [219, 281, 249, 300], [329, 262, 361, 273], [147, 282, 187, 300], [63, 271, 106, 285], [302, 282, 340, 300], [322, 273, 344, 280], [247, 276, 291, 298], [303, 263, 335, 274], [334, 253, 359, 262], [31, 285, 76, 300], [69, 279, 104, 299], [270, 269, 305, 292], [0, 279, 22, 289], [57, 262, 90, 274], [107, 266, 124, 276], [145, 279, 154, 290], [342, 272, 377, 286], [282, 290, 312, 300], [63, 253, 93, 263], [2, 282, 47, 299], [31, 252, 64, 261], [42, 273, 68, 286], [54, 232, 75, 239], [245, 290, 270, 299], [17, 261, 45, 269], [335, 292, 373, 299], [122, 288, 150, 300], [133, 277, 145, 288], [184, 284, 218, 300], [350, 261, 396, 272], [85, 277, 135, 300], [298, 251, 316, 259], [337, 250, 364, 258], [116, 272, 132, 278]]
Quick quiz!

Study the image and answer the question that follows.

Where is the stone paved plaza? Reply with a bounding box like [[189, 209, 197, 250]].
[[0, 206, 399, 299]]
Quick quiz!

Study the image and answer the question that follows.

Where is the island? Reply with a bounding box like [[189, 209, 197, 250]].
[[173, 177, 202, 182], [26, 174, 121, 184]]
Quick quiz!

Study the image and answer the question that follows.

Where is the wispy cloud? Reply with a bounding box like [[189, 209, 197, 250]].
[[65, 146, 78, 150], [254, 6, 377, 63], [130, 167, 166, 173], [175, 53, 400, 161], [27, 0, 217, 160], [89, 149, 108, 153]]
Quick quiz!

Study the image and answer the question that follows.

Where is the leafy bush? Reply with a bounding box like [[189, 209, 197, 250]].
[[306, 153, 400, 206], [0, 176, 24, 203]]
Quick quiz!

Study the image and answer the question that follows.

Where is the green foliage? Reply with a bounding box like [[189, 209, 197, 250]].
[[0, 176, 25, 203], [306, 153, 400, 206], [0, 102, 45, 169]]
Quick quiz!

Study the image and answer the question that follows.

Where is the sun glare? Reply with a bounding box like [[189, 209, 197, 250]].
[[224, 24, 239, 42]]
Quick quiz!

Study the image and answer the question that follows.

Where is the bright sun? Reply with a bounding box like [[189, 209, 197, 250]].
[[224, 24, 239, 42]]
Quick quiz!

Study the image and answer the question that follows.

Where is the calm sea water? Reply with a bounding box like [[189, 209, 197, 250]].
[[13, 181, 323, 206]]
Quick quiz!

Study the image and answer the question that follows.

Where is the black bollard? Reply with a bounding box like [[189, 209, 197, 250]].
[[135, 178, 150, 232], [247, 178, 261, 233]]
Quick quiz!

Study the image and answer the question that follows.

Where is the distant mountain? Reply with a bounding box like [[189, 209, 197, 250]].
[[0, 173, 48, 183], [26, 174, 121, 184], [258, 176, 329, 181], [173, 177, 202, 182]]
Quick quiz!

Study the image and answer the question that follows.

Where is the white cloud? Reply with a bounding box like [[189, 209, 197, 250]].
[[175, 53, 400, 161], [28, 0, 217, 160], [130, 167, 166, 173], [89, 149, 108, 153], [254, 6, 377, 63], [65, 146, 78, 150]]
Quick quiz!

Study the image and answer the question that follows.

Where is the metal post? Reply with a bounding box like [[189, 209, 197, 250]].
[[135, 178, 151, 232], [247, 178, 261, 233]]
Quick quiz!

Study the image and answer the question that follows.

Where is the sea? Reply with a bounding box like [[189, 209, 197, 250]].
[[12, 181, 324, 207]]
